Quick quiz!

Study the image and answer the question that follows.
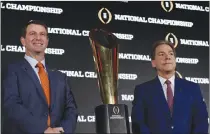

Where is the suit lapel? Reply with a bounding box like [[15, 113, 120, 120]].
[[153, 77, 171, 118], [172, 77, 183, 118], [21, 59, 48, 106], [47, 67, 57, 111]]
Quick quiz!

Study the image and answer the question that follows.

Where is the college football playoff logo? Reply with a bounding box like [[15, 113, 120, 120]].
[[98, 8, 112, 24], [161, 0, 174, 12], [113, 106, 120, 114], [165, 33, 178, 48]]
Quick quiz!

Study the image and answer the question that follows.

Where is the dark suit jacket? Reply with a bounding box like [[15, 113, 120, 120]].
[[3, 59, 78, 134], [131, 76, 208, 134]]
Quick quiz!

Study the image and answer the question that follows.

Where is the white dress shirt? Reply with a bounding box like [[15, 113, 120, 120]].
[[24, 54, 46, 83], [158, 75, 175, 100]]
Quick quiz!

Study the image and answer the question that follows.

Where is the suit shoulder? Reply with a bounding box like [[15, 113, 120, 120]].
[[135, 79, 155, 91], [2, 60, 25, 79], [178, 78, 201, 95], [8, 60, 23, 66], [179, 78, 199, 87], [5, 60, 25, 71], [50, 69, 67, 78], [135, 79, 155, 88]]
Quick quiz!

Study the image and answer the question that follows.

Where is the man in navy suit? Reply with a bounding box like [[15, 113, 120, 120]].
[[131, 40, 208, 134], [3, 20, 78, 133]]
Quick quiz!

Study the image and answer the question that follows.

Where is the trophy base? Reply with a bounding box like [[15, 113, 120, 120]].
[[95, 104, 130, 134]]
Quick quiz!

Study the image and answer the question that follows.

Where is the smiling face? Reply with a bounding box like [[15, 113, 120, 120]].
[[20, 24, 49, 56], [151, 43, 176, 75]]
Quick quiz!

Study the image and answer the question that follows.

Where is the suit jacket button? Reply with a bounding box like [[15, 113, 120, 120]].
[[171, 126, 174, 129], [45, 113, 48, 116]]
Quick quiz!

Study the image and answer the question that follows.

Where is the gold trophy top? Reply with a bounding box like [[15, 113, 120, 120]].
[[89, 28, 119, 104]]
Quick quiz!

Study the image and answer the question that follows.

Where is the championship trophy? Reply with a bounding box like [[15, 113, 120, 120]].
[[89, 28, 130, 134]]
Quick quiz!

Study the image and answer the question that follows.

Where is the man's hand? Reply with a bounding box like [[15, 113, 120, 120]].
[[44, 127, 55, 133], [52, 127, 64, 133], [44, 127, 64, 133]]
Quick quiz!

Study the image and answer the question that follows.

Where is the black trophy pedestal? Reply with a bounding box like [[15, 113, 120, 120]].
[[95, 104, 130, 134]]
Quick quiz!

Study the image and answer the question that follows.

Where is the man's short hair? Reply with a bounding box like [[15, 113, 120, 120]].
[[21, 20, 48, 38], [151, 40, 176, 60]]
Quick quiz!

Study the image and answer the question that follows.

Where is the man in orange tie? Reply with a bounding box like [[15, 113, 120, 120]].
[[3, 20, 78, 133]]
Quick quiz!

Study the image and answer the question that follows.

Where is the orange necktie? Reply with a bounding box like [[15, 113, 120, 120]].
[[36, 62, 51, 126]]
